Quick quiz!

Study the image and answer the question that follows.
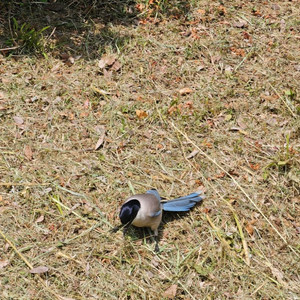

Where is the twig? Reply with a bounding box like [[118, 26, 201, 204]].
[[0, 182, 49, 186], [0, 228, 33, 269], [232, 210, 250, 266], [0, 46, 20, 51], [170, 122, 299, 257]]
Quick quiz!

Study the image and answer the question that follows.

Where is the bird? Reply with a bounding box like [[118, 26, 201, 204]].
[[113, 189, 205, 252]]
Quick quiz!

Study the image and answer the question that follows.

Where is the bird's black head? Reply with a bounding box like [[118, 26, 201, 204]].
[[119, 199, 141, 225]]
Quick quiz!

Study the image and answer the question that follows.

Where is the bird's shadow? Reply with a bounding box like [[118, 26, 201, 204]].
[[124, 206, 202, 252]]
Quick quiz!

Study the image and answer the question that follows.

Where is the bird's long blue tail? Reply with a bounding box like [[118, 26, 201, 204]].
[[162, 191, 204, 212]]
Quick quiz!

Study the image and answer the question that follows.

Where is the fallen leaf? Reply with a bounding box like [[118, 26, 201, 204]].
[[225, 114, 232, 121], [230, 47, 246, 57], [271, 267, 284, 285], [0, 260, 9, 269], [246, 222, 254, 235], [136, 110, 148, 119], [186, 149, 199, 159], [163, 284, 178, 299], [98, 55, 116, 69], [177, 57, 184, 65], [229, 127, 248, 135], [94, 125, 106, 150], [249, 163, 260, 170], [30, 266, 49, 274], [179, 87, 193, 95], [197, 64, 205, 71], [233, 20, 248, 28], [103, 69, 112, 80], [243, 31, 252, 41], [111, 60, 122, 72], [65, 56, 75, 66], [271, 4, 280, 10], [229, 127, 241, 132], [13, 116, 24, 125], [215, 172, 226, 179], [24, 145, 33, 160], [36, 215, 45, 223]]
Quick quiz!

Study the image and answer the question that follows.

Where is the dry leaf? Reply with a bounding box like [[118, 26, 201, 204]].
[[94, 125, 106, 150], [249, 163, 260, 171], [271, 267, 284, 284], [225, 114, 232, 121], [24, 145, 33, 160], [163, 284, 178, 299], [136, 110, 148, 119], [233, 20, 248, 28], [103, 69, 112, 80], [246, 222, 254, 236], [0, 260, 9, 269], [187, 149, 199, 159], [197, 64, 205, 71], [36, 215, 44, 223], [13, 116, 24, 125], [111, 60, 122, 72], [98, 55, 116, 69], [179, 87, 193, 95], [30, 266, 49, 274]]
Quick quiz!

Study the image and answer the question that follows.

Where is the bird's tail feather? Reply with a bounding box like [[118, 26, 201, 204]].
[[162, 191, 204, 212]]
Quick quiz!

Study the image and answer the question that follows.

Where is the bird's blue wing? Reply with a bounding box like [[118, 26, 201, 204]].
[[162, 191, 204, 212]]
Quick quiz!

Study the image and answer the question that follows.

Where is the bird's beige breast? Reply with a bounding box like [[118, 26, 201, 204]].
[[132, 210, 162, 230]]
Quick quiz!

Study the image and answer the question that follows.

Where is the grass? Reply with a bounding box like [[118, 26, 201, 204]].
[[0, 0, 300, 299]]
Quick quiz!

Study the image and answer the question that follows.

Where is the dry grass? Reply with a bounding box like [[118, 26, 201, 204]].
[[0, 0, 299, 299]]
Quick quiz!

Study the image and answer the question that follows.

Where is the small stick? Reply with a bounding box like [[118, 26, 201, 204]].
[[0, 228, 33, 269], [232, 210, 251, 266], [0, 182, 49, 186]]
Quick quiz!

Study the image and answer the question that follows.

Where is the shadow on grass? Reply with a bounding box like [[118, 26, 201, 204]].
[[0, 0, 192, 58], [124, 206, 202, 252]]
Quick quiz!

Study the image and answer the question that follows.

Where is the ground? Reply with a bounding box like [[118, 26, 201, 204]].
[[0, 0, 299, 299]]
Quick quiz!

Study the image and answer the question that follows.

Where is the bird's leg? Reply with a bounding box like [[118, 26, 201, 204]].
[[147, 228, 160, 252], [154, 229, 160, 253], [111, 224, 122, 233], [123, 224, 130, 237]]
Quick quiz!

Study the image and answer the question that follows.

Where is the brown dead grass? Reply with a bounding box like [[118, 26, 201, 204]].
[[0, 0, 300, 299]]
